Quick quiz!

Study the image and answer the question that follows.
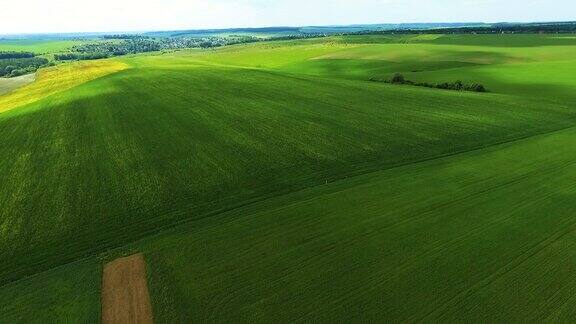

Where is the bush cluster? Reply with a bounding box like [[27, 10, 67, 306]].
[[372, 73, 487, 93]]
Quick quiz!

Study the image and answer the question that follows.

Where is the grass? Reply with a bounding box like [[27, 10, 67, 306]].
[[0, 259, 101, 323], [0, 39, 86, 55], [141, 125, 576, 322], [0, 59, 127, 113], [274, 40, 576, 102], [408, 60, 576, 103], [1, 59, 574, 284], [335, 33, 576, 47], [1, 33, 576, 321]]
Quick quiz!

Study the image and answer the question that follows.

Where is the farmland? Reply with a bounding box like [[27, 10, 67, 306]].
[[0, 40, 85, 54], [1, 33, 576, 322]]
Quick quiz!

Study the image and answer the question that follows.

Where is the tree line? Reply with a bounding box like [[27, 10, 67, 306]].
[[0, 52, 50, 78], [54, 36, 262, 61], [0, 51, 36, 59], [370, 73, 487, 93], [353, 22, 576, 35]]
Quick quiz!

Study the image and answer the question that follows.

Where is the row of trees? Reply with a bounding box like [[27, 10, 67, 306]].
[[264, 33, 327, 41], [0, 51, 35, 59], [0, 56, 49, 77], [355, 22, 576, 36], [102, 34, 147, 40], [55, 36, 262, 61], [56, 39, 164, 61], [54, 53, 109, 61], [370, 73, 487, 93]]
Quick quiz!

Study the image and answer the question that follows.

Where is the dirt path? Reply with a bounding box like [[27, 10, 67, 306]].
[[101, 253, 154, 324], [0, 73, 35, 96]]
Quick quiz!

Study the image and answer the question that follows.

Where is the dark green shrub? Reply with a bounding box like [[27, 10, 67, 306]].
[[467, 83, 487, 92], [390, 73, 406, 84], [376, 73, 487, 93]]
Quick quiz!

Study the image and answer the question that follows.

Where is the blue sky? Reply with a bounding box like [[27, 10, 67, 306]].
[[1, 0, 574, 34]]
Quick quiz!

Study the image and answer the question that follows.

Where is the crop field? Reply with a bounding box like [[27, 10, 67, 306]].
[[0, 39, 85, 55], [1, 34, 576, 322], [0, 60, 127, 113]]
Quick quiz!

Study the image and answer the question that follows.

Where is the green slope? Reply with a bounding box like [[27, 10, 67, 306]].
[[1, 34, 576, 321], [0, 40, 84, 54], [266, 35, 576, 104], [2, 57, 574, 286], [0, 259, 101, 323], [140, 125, 576, 322]]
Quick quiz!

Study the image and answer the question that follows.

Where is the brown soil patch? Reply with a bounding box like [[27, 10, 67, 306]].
[[101, 253, 154, 324]]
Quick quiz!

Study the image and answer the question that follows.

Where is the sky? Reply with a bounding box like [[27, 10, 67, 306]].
[[0, 0, 574, 35]]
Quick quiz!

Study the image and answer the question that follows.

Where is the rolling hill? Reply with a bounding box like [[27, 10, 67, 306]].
[[1, 34, 576, 322]]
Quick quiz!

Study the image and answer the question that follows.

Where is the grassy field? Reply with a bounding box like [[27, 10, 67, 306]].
[[0, 60, 127, 113], [1, 33, 576, 322], [0, 259, 101, 323], [142, 124, 576, 322], [0, 39, 85, 55]]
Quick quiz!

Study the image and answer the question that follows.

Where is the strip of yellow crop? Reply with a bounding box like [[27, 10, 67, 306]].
[[0, 59, 128, 113]]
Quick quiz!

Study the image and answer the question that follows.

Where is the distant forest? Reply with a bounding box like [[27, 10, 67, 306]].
[[5, 21, 575, 69], [0, 51, 36, 59], [53, 21, 576, 63], [0, 52, 49, 77], [355, 22, 576, 35], [55, 36, 261, 61]]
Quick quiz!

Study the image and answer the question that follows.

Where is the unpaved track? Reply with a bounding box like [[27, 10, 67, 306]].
[[101, 253, 154, 324]]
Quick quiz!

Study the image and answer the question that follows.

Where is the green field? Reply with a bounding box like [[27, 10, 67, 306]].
[[0, 39, 85, 55], [1, 34, 576, 322]]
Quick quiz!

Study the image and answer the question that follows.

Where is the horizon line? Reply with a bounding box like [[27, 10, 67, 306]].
[[2, 20, 575, 38]]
